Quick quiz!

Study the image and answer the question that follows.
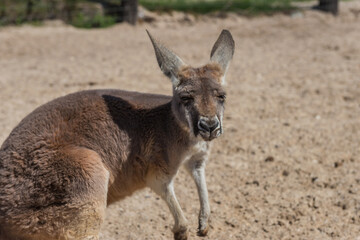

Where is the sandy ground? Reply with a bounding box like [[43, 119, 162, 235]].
[[1, 1, 360, 239]]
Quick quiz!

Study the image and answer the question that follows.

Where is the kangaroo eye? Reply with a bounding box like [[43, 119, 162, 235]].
[[217, 95, 226, 101], [180, 96, 193, 104]]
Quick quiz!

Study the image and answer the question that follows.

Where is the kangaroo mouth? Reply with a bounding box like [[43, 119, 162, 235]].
[[198, 128, 221, 141]]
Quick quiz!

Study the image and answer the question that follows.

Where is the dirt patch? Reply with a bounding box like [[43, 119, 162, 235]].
[[1, 2, 360, 239]]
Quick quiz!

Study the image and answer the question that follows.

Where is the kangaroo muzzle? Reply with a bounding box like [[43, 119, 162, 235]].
[[197, 116, 221, 141]]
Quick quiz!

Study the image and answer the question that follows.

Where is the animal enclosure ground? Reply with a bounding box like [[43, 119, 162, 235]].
[[0, 1, 359, 239]]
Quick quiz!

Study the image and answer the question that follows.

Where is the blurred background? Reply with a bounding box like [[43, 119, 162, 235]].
[[0, 0, 359, 239], [0, 0, 340, 27]]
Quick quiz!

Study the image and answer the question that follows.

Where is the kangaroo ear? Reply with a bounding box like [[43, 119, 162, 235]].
[[210, 30, 235, 77], [147, 30, 185, 86]]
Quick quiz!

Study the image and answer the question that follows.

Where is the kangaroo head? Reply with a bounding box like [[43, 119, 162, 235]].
[[147, 30, 235, 141]]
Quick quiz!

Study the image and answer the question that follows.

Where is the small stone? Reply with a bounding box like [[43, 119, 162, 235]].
[[311, 177, 318, 183], [225, 220, 236, 228], [291, 11, 304, 19]]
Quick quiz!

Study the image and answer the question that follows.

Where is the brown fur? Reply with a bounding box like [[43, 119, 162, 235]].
[[178, 63, 223, 83], [173, 64, 226, 139], [0, 90, 191, 239], [0, 30, 234, 240]]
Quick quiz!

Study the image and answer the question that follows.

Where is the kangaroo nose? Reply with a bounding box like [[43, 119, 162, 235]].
[[198, 117, 219, 133]]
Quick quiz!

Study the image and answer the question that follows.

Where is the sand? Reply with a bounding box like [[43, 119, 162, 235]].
[[0, 1, 359, 239]]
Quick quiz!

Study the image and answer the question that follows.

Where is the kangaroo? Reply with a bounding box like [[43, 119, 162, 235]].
[[0, 30, 234, 240]]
